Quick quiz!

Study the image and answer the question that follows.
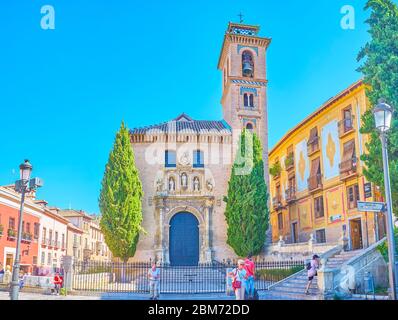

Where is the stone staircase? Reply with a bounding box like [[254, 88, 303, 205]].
[[262, 249, 364, 300]]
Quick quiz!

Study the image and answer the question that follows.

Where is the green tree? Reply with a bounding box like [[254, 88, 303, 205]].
[[99, 122, 144, 263], [224, 129, 269, 257], [358, 0, 398, 216]]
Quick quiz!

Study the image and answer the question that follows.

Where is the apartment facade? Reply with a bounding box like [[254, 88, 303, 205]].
[[0, 186, 41, 274], [269, 80, 387, 250], [59, 209, 112, 262], [37, 206, 68, 272]]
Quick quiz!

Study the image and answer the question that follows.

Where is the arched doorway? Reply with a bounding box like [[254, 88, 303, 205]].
[[169, 212, 199, 266]]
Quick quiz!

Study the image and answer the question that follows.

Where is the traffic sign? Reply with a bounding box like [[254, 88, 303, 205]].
[[357, 201, 385, 212]]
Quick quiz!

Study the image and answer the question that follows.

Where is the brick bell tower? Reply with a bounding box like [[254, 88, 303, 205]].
[[218, 22, 271, 187]]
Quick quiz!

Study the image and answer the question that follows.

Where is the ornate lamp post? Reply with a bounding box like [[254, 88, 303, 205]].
[[10, 160, 43, 300], [373, 99, 396, 300]]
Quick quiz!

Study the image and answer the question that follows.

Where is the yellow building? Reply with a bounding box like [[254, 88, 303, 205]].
[[269, 80, 387, 250]]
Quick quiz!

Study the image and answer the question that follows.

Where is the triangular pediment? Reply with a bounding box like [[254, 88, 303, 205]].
[[173, 113, 193, 122]]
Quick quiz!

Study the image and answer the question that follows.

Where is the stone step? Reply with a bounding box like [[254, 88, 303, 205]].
[[273, 285, 319, 294], [284, 279, 318, 285], [263, 289, 320, 300]]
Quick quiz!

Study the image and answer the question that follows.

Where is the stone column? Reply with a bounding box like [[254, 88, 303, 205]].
[[62, 256, 74, 291], [203, 200, 213, 263], [155, 199, 167, 264]]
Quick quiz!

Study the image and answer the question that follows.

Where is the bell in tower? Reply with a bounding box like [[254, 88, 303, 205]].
[[242, 51, 254, 77]]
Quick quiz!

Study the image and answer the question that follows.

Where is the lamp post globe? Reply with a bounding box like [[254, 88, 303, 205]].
[[19, 159, 32, 182], [374, 99, 393, 133]]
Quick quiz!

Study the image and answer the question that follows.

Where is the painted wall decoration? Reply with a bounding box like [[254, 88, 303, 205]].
[[298, 199, 312, 230], [321, 120, 341, 180], [325, 185, 345, 224], [295, 139, 310, 192]]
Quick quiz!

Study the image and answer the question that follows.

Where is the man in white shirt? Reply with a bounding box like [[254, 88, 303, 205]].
[[148, 262, 160, 300]]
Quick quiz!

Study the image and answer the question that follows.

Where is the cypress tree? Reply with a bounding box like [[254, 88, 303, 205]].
[[224, 129, 269, 257], [357, 0, 398, 216], [99, 122, 145, 263]]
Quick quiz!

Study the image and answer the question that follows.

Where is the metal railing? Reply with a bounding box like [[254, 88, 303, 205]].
[[285, 186, 296, 203], [71, 259, 305, 294], [307, 137, 320, 155], [339, 157, 357, 175]]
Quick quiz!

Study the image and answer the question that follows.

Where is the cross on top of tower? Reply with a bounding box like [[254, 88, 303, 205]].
[[238, 12, 244, 24]]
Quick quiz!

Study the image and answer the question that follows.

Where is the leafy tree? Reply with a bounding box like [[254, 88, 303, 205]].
[[99, 122, 144, 263], [224, 129, 269, 257], [358, 0, 398, 216]]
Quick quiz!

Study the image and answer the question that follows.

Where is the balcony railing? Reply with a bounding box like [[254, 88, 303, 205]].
[[338, 116, 355, 137], [73, 241, 79, 248], [339, 157, 358, 179], [308, 173, 323, 192], [307, 137, 320, 156], [272, 196, 283, 210], [285, 186, 296, 203], [7, 228, 16, 239], [54, 241, 60, 248], [22, 232, 32, 242]]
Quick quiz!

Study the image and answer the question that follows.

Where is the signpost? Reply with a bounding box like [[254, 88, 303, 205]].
[[364, 183, 372, 199], [357, 201, 386, 213]]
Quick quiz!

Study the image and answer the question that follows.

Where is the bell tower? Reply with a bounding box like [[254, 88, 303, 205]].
[[218, 22, 271, 183]]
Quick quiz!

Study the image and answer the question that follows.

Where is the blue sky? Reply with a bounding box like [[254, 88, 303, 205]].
[[0, 0, 392, 214]]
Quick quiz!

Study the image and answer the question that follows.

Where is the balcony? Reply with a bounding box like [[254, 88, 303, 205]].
[[285, 186, 297, 203], [7, 228, 16, 240], [284, 154, 295, 172], [47, 239, 53, 248], [54, 241, 60, 249], [41, 238, 47, 246], [338, 116, 355, 138], [339, 157, 358, 180], [308, 174, 323, 192], [307, 137, 320, 156], [272, 196, 283, 211], [83, 248, 92, 259], [22, 232, 32, 243], [73, 241, 79, 248]]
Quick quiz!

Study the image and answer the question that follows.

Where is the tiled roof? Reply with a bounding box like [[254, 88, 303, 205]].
[[130, 113, 232, 135]]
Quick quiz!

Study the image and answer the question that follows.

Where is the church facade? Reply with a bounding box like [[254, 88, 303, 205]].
[[129, 22, 271, 265]]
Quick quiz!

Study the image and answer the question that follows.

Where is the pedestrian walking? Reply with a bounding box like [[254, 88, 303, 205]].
[[147, 262, 160, 300], [229, 259, 248, 300], [305, 254, 320, 295], [244, 255, 256, 299], [19, 272, 26, 290], [53, 272, 63, 295]]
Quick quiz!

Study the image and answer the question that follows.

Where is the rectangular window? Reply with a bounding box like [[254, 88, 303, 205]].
[[316, 229, 326, 243], [62, 234, 65, 248], [314, 196, 324, 218], [41, 252, 45, 264], [193, 150, 204, 168], [278, 213, 283, 230], [47, 253, 51, 265], [33, 256, 38, 265], [9, 217, 15, 230], [165, 150, 176, 168], [26, 222, 31, 234], [49, 230, 53, 242], [34, 223, 40, 239], [347, 184, 360, 209], [55, 231, 58, 245]]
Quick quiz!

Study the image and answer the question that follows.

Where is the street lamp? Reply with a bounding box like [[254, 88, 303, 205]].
[[373, 99, 397, 300], [10, 160, 43, 301]]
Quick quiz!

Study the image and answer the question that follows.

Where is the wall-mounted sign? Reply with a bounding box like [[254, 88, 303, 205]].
[[364, 182, 372, 199], [357, 201, 385, 212], [330, 214, 342, 223]]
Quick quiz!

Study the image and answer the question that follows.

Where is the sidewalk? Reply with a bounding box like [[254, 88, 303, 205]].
[[0, 291, 244, 300]]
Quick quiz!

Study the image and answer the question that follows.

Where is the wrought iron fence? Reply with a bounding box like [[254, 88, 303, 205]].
[[72, 259, 305, 294]]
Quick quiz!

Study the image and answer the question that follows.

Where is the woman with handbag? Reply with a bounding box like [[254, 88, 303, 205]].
[[228, 259, 248, 300]]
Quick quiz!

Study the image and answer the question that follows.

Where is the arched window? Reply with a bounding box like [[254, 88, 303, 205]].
[[246, 123, 254, 131], [242, 51, 254, 78], [243, 93, 249, 107], [249, 94, 254, 107]]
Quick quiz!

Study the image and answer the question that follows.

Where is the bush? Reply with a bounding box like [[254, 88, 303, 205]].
[[270, 162, 282, 177], [255, 266, 303, 282], [60, 288, 67, 296]]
